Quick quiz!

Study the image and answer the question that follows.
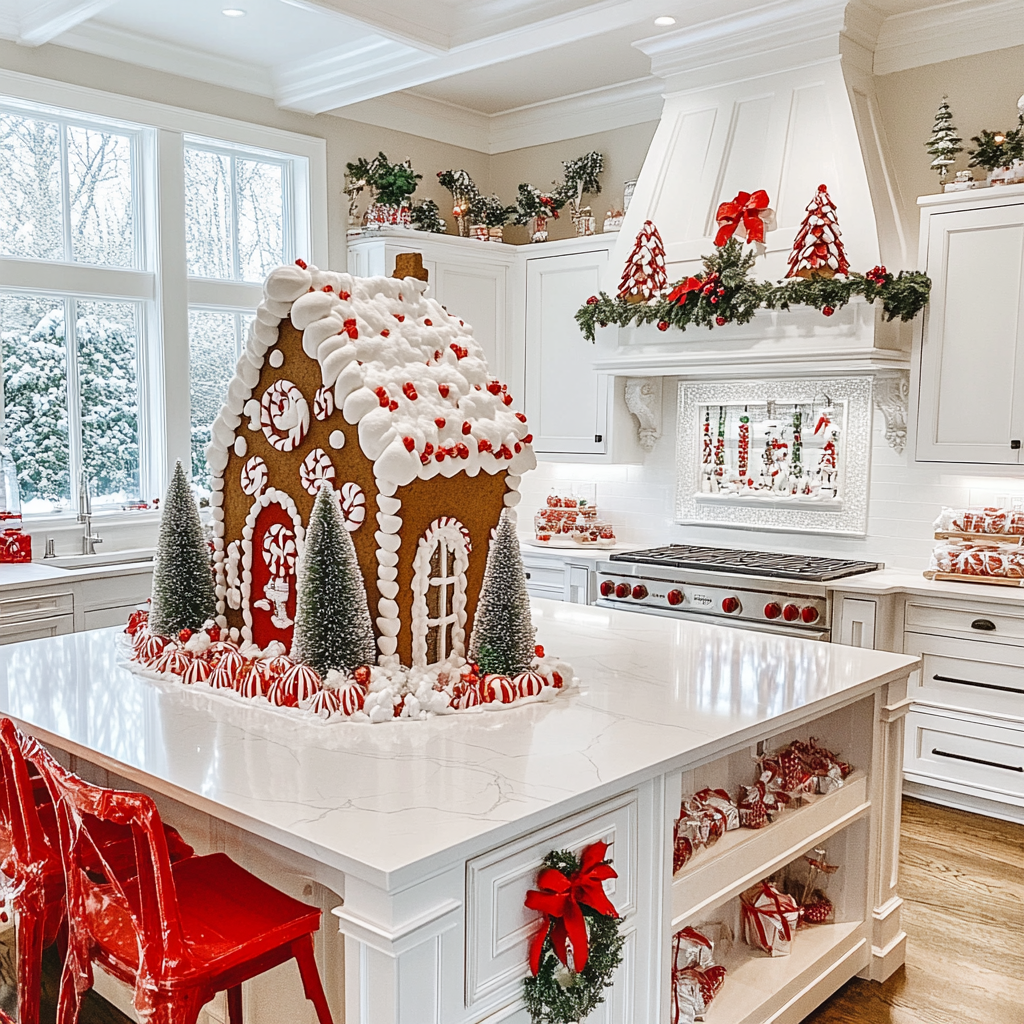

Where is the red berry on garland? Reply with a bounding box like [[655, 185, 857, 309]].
[[716, 316, 727, 326], [710, 296, 718, 304], [586, 295, 599, 305], [822, 305, 835, 317], [657, 321, 669, 332]]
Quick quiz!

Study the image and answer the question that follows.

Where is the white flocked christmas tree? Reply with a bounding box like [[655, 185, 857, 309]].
[[618, 220, 667, 302], [926, 97, 963, 183], [149, 461, 217, 637], [292, 483, 376, 676], [469, 510, 536, 677]]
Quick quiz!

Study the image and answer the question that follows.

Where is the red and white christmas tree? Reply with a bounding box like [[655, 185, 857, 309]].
[[618, 220, 667, 302], [785, 184, 850, 279]]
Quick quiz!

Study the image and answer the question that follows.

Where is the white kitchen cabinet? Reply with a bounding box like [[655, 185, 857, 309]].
[[916, 185, 1024, 464], [521, 548, 595, 604], [524, 237, 613, 456]]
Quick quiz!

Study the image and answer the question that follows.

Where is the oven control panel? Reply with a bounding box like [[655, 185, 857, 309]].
[[596, 575, 828, 630]]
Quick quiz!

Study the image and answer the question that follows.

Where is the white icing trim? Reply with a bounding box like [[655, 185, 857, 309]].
[[410, 517, 471, 669]]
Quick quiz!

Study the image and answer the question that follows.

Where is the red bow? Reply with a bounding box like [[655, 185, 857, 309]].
[[525, 841, 618, 975], [666, 276, 704, 305], [714, 190, 771, 248]]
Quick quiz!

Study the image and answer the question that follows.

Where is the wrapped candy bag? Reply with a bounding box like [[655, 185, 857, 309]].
[[673, 788, 742, 872], [741, 881, 801, 956], [671, 927, 727, 1024], [690, 788, 741, 832], [737, 780, 783, 829], [935, 506, 1024, 536], [787, 848, 839, 925]]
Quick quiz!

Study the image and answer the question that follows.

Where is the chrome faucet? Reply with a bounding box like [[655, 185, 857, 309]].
[[77, 472, 102, 555]]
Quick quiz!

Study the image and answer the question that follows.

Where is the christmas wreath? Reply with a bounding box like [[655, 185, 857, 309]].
[[522, 842, 624, 1024]]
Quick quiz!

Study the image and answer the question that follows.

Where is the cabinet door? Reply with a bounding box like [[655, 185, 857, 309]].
[[431, 263, 506, 380], [917, 203, 1024, 463], [525, 250, 609, 455]]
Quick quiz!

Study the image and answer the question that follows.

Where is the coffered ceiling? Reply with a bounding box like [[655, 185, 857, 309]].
[[0, 0, 1019, 153]]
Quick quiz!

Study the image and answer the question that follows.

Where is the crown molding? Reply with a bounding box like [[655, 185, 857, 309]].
[[334, 76, 664, 155], [57, 21, 275, 97], [873, 0, 1024, 75]]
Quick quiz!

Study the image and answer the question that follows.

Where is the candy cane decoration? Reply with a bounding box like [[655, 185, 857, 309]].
[[300, 448, 336, 496], [255, 523, 297, 629], [260, 380, 310, 452], [339, 481, 366, 532], [240, 456, 268, 497], [313, 386, 335, 421]]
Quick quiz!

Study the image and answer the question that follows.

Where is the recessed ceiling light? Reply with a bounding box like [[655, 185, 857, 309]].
[[654, 15, 676, 26], [222, 8, 246, 16]]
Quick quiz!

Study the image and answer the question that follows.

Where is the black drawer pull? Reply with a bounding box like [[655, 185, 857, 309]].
[[931, 748, 1023, 773], [525, 572, 531, 580], [933, 674, 1024, 695], [970, 618, 996, 631]]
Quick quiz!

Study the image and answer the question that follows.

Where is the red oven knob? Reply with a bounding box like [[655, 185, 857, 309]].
[[614, 583, 630, 598], [783, 604, 800, 622], [667, 589, 684, 606], [600, 580, 615, 597], [632, 585, 648, 600], [764, 602, 782, 619], [721, 596, 740, 614], [801, 606, 820, 623]]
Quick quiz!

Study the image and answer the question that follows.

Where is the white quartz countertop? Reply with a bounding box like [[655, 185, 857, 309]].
[[0, 602, 916, 888], [832, 567, 1024, 605], [0, 560, 153, 590]]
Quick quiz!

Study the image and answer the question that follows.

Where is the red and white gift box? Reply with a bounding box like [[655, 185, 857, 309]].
[[741, 882, 801, 957]]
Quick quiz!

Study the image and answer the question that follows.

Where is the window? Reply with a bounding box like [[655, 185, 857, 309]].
[[0, 77, 324, 521], [411, 518, 471, 667]]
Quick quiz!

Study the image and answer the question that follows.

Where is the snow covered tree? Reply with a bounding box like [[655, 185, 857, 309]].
[[785, 185, 850, 280], [925, 98, 962, 182], [618, 220, 667, 301], [410, 198, 447, 234], [292, 483, 376, 675], [149, 461, 216, 637], [557, 151, 604, 216], [469, 510, 536, 677]]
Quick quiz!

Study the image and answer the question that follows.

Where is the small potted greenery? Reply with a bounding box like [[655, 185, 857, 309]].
[[556, 151, 604, 235], [968, 121, 1024, 186], [473, 195, 518, 242], [345, 152, 421, 230]]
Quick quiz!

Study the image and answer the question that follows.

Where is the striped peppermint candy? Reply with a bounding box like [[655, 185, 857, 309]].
[[337, 680, 366, 716], [455, 684, 481, 710], [131, 626, 151, 651], [239, 663, 269, 699], [210, 647, 244, 677], [482, 674, 517, 704], [181, 659, 211, 685], [209, 665, 236, 690], [139, 634, 169, 664], [285, 664, 322, 703], [309, 688, 341, 719], [266, 680, 298, 708], [513, 671, 546, 698], [154, 646, 190, 676]]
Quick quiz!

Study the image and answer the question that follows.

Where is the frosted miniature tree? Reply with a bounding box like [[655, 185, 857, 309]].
[[785, 184, 850, 280], [617, 220, 667, 302], [292, 483, 376, 676], [926, 98, 962, 183], [469, 510, 536, 677], [149, 461, 216, 637]]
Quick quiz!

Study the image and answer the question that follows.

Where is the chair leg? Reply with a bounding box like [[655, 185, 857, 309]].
[[144, 989, 205, 1024], [292, 934, 334, 1024], [16, 910, 43, 1024], [227, 984, 243, 1024]]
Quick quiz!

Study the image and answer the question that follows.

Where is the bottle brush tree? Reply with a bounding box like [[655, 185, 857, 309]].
[[469, 510, 536, 677], [149, 460, 216, 637], [292, 483, 376, 676], [925, 97, 962, 182]]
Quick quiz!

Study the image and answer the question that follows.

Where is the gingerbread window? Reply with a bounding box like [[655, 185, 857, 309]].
[[411, 518, 471, 667]]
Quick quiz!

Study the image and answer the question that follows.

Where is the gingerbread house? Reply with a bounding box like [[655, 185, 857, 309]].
[[207, 260, 535, 668]]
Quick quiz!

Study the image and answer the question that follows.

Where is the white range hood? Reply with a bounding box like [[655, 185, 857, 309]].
[[597, 0, 913, 450]]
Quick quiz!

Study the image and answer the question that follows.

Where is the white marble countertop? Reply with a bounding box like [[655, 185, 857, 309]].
[[0, 602, 916, 889], [0, 560, 154, 591], [831, 567, 1024, 605]]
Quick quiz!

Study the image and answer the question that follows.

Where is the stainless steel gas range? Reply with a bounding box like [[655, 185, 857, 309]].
[[596, 545, 882, 641]]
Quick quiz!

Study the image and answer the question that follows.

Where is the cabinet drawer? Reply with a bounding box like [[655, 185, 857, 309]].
[[0, 590, 73, 625], [465, 793, 637, 1010], [522, 565, 564, 589], [526, 584, 562, 602], [905, 632, 1024, 721], [905, 710, 1024, 804], [905, 599, 1024, 643], [0, 614, 74, 645]]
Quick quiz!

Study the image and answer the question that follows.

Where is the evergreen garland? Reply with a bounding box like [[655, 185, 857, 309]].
[[410, 198, 447, 234], [292, 484, 376, 676], [575, 239, 931, 342], [149, 461, 216, 638], [522, 849, 625, 1024], [478, 194, 520, 228], [344, 152, 421, 207], [468, 510, 535, 677]]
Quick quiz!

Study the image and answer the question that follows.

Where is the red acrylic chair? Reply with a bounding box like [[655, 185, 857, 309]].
[[0, 719, 195, 1024], [38, 752, 335, 1024]]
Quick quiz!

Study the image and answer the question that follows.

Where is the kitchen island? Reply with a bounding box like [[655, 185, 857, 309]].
[[0, 600, 917, 1024]]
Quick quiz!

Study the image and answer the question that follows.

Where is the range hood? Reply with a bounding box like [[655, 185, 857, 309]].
[[595, 0, 913, 450]]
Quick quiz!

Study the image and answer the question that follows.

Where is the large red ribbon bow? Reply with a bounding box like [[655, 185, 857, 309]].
[[525, 841, 619, 975], [666, 276, 704, 305], [714, 190, 772, 248]]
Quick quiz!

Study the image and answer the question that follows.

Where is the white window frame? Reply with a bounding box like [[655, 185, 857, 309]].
[[0, 68, 328, 529]]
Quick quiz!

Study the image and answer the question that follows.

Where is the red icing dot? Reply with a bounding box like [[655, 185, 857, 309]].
[[403, 436, 416, 451], [420, 453, 430, 464], [423, 442, 434, 456], [438, 383, 450, 398], [523, 433, 533, 443], [381, 329, 390, 337], [403, 382, 418, 400], [514, 442, 522, 453], [435, 449, 446, 462], [515, 412, 527, 422], [295, 258, 307, 269], [456, 443, 469, 459], [424, 318, 433, 326], [322, 285, 333, 292], [502, 393, 513, 406], [462, 421, 472, 435], [394, 314, 405, 322], [435, 417, 446, 428], [487, 381, 502, 395], [389, 400, 399, 411], [339, 290, 351, 300], [478, 439, 492, 453]]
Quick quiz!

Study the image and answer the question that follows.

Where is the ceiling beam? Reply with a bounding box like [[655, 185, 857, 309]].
[[17, 0, 118, 46], [279, 0, 453, 53]]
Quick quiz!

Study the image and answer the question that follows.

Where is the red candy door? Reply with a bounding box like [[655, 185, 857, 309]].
[[249, 502, 299, 650]]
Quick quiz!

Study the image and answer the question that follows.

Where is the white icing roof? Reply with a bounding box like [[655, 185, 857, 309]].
[[207, 263, 537, 489]]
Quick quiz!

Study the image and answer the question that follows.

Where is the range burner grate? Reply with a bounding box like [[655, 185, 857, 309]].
[[609, 545, 882, 582]]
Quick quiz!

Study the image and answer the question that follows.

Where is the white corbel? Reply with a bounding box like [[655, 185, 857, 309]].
[[624, 377, 663, 453], [873, 371, 909, 454]]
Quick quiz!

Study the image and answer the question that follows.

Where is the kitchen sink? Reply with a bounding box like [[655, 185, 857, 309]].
[[44, 548, 155, 570]]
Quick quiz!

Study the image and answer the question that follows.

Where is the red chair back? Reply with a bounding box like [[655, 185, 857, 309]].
[[37, 754, 192, 1003], [0, 719, 61, 909]]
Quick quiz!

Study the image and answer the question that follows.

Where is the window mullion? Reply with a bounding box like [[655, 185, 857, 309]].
[[59, 122, 73, 264], [64, 297, 83, 509], [230, 154, 240, 282]]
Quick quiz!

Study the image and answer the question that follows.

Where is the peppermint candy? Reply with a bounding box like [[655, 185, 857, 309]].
[[239, 663, 269, 699], [240, 456, 268, 497], [309, 688, 341, 719], [313, 386, 335, 420], [514, 671, 545, 698], [339, 481, 366, 532], [285, 663, 322, 703], [181, 659, 211, 685], [338, 680, 366, 716], [260, 380, 310, 452], [155, 647, 190, 676], [482, 674, 516, 704], [300, 448, 336, 496]]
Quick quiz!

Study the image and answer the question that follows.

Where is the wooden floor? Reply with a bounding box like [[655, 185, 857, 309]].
[[38, 797, 1024, 1024]]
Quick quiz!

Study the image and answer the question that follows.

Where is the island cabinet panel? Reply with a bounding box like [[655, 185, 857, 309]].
[[465, 792, 639, 1013]]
